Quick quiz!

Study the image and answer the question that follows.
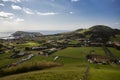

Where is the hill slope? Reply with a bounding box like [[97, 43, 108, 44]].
[[12, 31, 43, 38], [61, 25, 120, 42]]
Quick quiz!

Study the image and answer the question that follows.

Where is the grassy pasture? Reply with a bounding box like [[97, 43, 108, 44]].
[[16, 42, 41, 48], [108, 47, 120, 59], [0, 47, 120, 80]]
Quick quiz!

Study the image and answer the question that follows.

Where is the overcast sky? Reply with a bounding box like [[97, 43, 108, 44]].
[[0, 0, 120, 32]]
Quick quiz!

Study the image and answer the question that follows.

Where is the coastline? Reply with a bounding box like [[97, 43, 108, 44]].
[[0, 30, 69, 39]]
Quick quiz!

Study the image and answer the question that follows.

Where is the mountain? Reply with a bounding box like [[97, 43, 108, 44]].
[[12, 31, 43, 38], [85, 25, 115, 42], [60, 25, 120, 42], [12, 25, 120, 42]]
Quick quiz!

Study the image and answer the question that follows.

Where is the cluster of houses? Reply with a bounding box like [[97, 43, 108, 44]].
[[38, 48, 61, 56], [86, 47, 120, 64], [25, 46, 62, 57], [87, 54, 120, 64], [10, 52, 30, 58], [49, 38, 119, 49], [3, 34, 120, 50], [106, 41, 120, 50], [25, 46, 47, 51], [0, 33, 120, 68], [86, 54, 109, 64]]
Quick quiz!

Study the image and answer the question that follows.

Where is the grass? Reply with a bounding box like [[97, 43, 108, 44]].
[[0, 69, 84, 80], [108, 47, 120, 59], [23, 42, 41, 46], [53, 47, 106, 58], [77, 29, 89, 34], [110, 35, 120, 41], [68, 40, 80, 45], [88, 67, 120, 80], [0, 47, 120, 80], [1, 63, 120, 80], [15, 42, 41, 49], [0, 62, 86, 80], [0, 49, 38, 69], [0, 51, 25, 69], [0, 61, 61, 77]]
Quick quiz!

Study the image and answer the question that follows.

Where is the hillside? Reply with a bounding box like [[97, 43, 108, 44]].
[[60, 25, 120, 42], [0, 25, 120, 80], [12, 31, 43, 38], [0, 47, 120, 80]]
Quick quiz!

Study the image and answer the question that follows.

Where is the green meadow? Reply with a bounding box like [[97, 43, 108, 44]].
[[0, 47, 120, 80]]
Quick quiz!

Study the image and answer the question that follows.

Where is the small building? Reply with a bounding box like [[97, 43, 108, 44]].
[[11, 52, 29, 58], [86, 54, 109, 64], [90, 42, 103, 47], [39, 51, 44, 55], [49, 48, 57, 51], [114, 42, 120, 50]]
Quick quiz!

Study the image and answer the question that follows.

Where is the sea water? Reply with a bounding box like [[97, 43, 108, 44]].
[[0, 30, 69, 39]]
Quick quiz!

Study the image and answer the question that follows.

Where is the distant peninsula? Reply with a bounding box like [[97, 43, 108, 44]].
[[12, 31, 43, 38]]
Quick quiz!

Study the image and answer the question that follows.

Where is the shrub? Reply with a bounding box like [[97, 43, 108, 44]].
[[0, 61, 61, 77]]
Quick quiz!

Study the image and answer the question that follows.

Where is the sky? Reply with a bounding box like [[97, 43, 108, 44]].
[[0, 0, 120, 32]]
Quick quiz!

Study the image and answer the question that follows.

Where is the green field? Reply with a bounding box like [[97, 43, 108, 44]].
[[16, 42, 41, 48], [0, 47, 120, 80], [110, 35, 120, 42], [108, 47, 120, 59]]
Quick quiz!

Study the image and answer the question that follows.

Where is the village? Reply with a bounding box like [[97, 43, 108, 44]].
[[0, 32, 120, 68], [0, 25, 120, 80]]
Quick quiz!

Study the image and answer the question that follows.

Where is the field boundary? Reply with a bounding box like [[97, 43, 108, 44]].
[[83, 66, 89, 80]]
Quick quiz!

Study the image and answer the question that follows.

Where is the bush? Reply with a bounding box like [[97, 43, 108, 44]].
[[0, 61, 61, 77]]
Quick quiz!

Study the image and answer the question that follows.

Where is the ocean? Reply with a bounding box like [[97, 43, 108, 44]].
[[0, 30, 69, 39], [0, 32, 13, 38]]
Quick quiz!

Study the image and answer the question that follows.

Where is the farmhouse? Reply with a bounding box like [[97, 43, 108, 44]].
[[46, 40, 55, 43], [39, 51, 44, 55], [114, 42, 120, 50], [86, 54, 109, 64], [32, 46, 47, 50], [90, 42, 103, 47], [77, 38, 86, 42], [25, 46, 47, 50], [11, 52, 29, 58]]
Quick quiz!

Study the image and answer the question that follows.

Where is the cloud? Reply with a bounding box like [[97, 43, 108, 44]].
[[2, 0, 21, 3], [1, 17, 24, 26], [69, 12, 74, 14], [23, 7, 34, 14], [11, 5, 34, 14], [115, 22, 120, 25], [0, 11, 14, 19], [22, 7, 58, 16], [71, 0, 80, 2], [15, 18, 24, 22], [0, 3, 5, 6], [36, 12, 58, 16], [11, 4, 22, 10], [22, 8, 58, 16], [51, 0, 55, 1]]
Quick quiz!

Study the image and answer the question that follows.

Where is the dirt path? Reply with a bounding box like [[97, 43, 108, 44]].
[[83, 66, 89, 80]]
